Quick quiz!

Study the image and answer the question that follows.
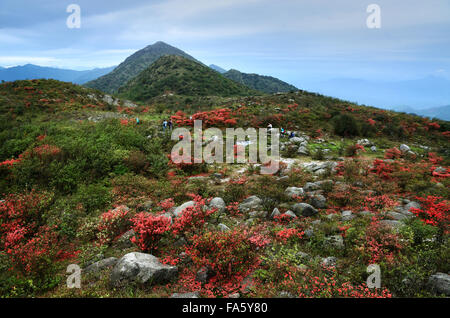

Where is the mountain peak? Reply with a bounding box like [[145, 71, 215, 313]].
[[85, 42, 197, 93], [145, 41, 173, 49]]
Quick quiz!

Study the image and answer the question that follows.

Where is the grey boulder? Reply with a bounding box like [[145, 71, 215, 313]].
[[292, 203, 318, 217], [428, 273, 450, 296], [209, 197, 226, 213], [239, 196, 263, 212], [173, 201, 196, 218], [285, 187, 304, 198], [110, 252, 177, 287]]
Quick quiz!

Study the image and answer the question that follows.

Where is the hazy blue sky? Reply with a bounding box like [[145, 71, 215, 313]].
[[1, 0, 449, 88]]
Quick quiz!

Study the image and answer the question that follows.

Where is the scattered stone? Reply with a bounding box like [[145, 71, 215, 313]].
[[110, 252, 178, 287], [370, 146, 377, 152], [325, 235, 344, 249], [304, 228, 314, 238], [387, 211, 409, 221], [304, 182, 320, 192], [249, 211, 268, 218], [209, 197, 226, 213], [399, 144, 410, 153], [138, 200, 153, 211], [296, 251, 311, 261], [196, 266, 216, 284], [116, 229, 135, 248], [310, 194, 327, 209], [321, 256, 337, 267], [278, 291, 296, 298], [341, 210, 355, 221], [228, 293, 240, 298], [285, 187, 304, 198], [123, 100, 137, 107], [428, 273, 450, 296], [170, 292, 200, 298], [292, 203, 318, 217], [283, 210, 297, 219], [239, 196, 263, 212], [218, 223, 231, 232], [102, 94, 119, 106], [405, 201, 421, 212], [270, 208, 281, 219], [379, 220, 403, 230], [357, 139, 372, 146], [290, 137, 305, 144], [359, 210, 374, 217], [173, 201, 196, 218], [326, 213, 339, 220], [297, 146, 309, 156]]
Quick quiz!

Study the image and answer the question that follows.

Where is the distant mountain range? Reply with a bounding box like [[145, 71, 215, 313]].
[[85, 41, 198, 94], [118, 55, 257, 101], [408, 105, 450, 121], [0, 64, 115, 84], [303, 76, 450, 111]]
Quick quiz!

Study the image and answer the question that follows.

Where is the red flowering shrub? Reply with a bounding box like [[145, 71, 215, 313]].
[[97, 206, 131, 245], [226, 202, 240, 216], [275, 228, 304, 243], [0, 191, 75, 276], [370, 159, 394, 180], [158, 198, 175, 210], [367, 118, 376, 126], [410, 196, 450, 235], [130, 213, 171, 253], [428, 152, 443, 165], [171, 108, 240, 127], [296, 270, 392, 298], [363, 194, 399, 212], [0, 158, 21, 168], [253, 261, 392, 298], [361, 221, 406, 264], [172, 196, 216, 236], [185, 228, 260, 281], [32, 144, 61, 158], [384, 147, 402, 159]]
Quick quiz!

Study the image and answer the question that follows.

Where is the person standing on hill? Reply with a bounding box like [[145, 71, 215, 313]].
[[168, 119, 173, 131], [162, 120, 168, 131]]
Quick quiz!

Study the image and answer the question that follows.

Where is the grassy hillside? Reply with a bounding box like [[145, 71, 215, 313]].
[[85, 41, 198, 94], [118, 55, 259, 101], [0, 79, 449, 298], [224, 69, 298, 94]]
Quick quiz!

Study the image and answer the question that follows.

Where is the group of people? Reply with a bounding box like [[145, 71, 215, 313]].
[[267, 123, 295, 138], [162, 119, 173, 131]]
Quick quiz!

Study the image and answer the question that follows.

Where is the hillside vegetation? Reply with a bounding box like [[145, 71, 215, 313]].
[[224, 69, 298, 94], [0, 79, 449, 298], [118, 56, 259, 101]]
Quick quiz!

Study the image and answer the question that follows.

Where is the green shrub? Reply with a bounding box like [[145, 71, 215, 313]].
[[333, 114, 360, 137]]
